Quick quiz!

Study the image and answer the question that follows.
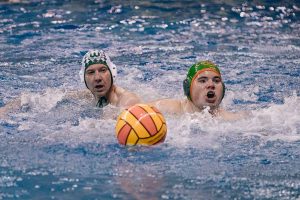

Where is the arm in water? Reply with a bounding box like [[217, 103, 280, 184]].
[[0, 98, 21, 120]]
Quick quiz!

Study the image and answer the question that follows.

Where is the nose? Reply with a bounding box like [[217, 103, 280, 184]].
[[94, 71, 102, 82], [206, 79, 215, 90]]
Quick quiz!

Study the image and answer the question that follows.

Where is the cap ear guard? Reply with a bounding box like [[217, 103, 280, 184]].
[[183, 79, 191, 99], [222, 82, 225, 100]]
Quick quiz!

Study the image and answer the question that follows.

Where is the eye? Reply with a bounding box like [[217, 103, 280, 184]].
[[100, 67, 108, 73], [213, 77, 221, 83], [86, 70, 95, 75], [197, 78, 206, 83]]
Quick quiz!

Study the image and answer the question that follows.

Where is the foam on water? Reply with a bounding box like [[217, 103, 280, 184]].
[[6, 86, 298, 151], [19, 88, 65, 112], [165, 93, 300, 149]]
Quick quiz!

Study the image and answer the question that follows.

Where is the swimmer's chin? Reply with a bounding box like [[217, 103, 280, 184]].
[[204, 100, 219, 108], [206, 99, 217, 104]]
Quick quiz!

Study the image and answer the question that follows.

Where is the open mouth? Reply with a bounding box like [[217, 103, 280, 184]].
[[207, 91, 215, 99], [95, 85, 104, 90], [206, 91, 216, 103]]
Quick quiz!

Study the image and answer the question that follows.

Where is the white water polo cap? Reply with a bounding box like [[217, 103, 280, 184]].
[[79, 50, 117, 83]]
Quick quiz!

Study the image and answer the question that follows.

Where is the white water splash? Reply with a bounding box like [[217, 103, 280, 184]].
[[20, 88, 65, 112], [167, 93, 300, 149]]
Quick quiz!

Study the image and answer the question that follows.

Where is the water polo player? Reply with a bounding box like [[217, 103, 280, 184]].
[[149, 60, 246, 120], [79, 50, 141, 108], [0, 50, 141, 119]]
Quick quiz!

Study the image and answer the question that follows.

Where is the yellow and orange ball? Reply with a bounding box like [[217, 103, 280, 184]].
[[115, 104, 167, 146]]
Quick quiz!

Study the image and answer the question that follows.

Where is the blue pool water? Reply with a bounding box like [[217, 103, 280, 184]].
[[0, 0, 300, 199]]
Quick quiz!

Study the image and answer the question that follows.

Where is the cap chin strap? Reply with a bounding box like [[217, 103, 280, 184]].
[[95, 77, 113, 108], [96, 96, 109, 108]]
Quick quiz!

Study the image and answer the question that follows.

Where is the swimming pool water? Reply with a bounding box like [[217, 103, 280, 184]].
[[0, 0, 299, 199]]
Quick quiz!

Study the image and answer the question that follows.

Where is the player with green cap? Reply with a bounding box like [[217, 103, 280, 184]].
[[183, 60, 225, 102], [149, 60, 245, 120]]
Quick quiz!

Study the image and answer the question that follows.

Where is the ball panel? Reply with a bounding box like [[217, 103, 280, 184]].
[[140, 105, 163, 131], [121, 110, 151, 138], [150, 106, 162, 114], [128, 104, 148, 118], [150, 113, 163, 132], [126, 129, 139, 145], [128, 105, 157, 136], [157, 113, 166, 124], [153, 124, 167, 144], [117, 123, 131, 145], [153, 132, 167, 145], [115, 119, 127, 136], [137, 124, 167, 145]]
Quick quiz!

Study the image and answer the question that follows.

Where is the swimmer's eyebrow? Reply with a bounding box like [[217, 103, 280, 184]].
[[198, 75, 221, 79], [86, 69, 95, 72], [213, 76, 221, 79], [86, 66, 108, 72]]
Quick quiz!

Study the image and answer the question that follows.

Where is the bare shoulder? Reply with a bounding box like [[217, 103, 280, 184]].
[[148, 98, 183, 115], [218, 109, 251, 121], [0, 98, 21, 119], [114, 86, 141, 108]]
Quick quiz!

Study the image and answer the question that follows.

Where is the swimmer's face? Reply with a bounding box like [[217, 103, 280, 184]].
[[190, 70, 223, 110], [84, 64, 112, 98]]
